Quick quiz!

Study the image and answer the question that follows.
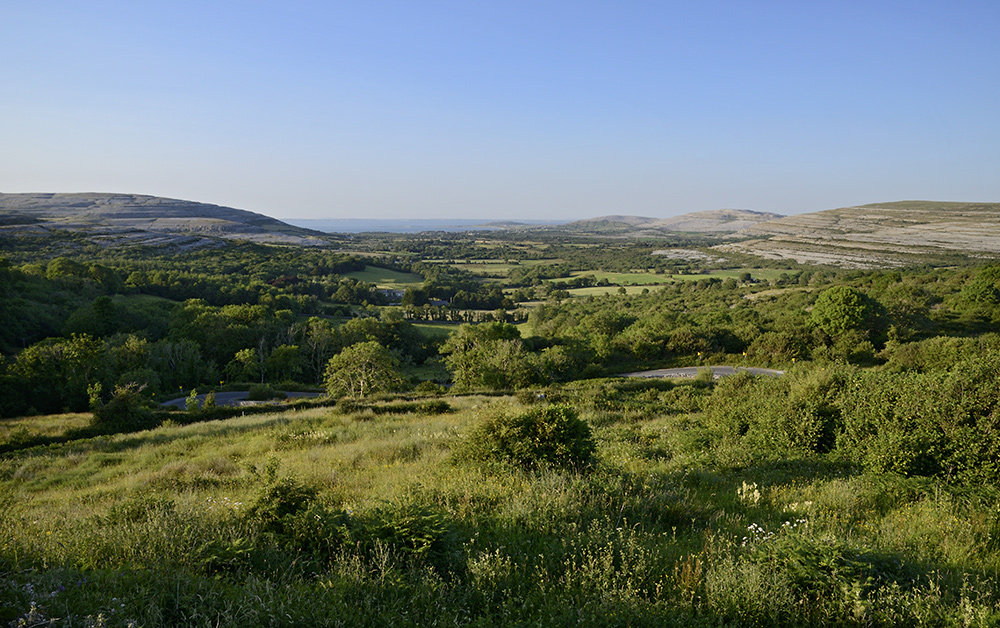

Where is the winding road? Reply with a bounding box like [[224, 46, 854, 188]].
[[161, 367, 782, 409], [622, 366, 785, 379]]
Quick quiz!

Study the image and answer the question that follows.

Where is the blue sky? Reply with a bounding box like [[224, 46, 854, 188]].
[[2, 1, 998, 220]]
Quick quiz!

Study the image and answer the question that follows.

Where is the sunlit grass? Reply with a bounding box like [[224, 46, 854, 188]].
[[3, 391, 1000, 626], [567, 285, 666, 296], [343, 265, 424, 288], [0, 412, 92, 443]]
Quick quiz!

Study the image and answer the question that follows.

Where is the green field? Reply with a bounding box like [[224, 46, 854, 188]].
[[569, 270, 669, 285], [344, 265, 424, 288], [443, 259, 559, 277], [411, 321, 462, 341], [570, 268, 788, 286], [0, 412, 91, 444], [567, 285, 665, 297]]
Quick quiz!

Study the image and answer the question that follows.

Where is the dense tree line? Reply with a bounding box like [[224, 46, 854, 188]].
[[3, 231, 1000, 423]]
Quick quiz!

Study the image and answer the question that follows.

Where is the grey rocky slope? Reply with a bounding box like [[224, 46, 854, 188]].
[[561, 209, 784, 235], [0, 192, 331, 248], [717, 201, 1000, 268]]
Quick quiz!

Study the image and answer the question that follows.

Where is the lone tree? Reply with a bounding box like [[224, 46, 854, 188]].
[[324, 341, 404, 399]]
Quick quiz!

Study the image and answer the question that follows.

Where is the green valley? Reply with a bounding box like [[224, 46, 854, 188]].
[[4, 197, 1000, 626]]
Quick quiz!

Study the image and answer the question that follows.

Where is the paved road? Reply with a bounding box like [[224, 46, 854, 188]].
[[160, 391, 322, 409], [622, 366, 785, 379]]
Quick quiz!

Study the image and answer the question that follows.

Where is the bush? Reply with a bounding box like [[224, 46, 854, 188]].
[[705, 369, 844, 460], [245, 476, 318, 533], [248, 384, 287, 401], [746, 331, 803, 364], [836, 355, 1000, 483], [357, 500, 464, 579], [458, 403, 596, 470], [91, 382, 158, 432]]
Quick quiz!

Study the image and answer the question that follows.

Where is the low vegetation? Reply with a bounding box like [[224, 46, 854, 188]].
[[4, 374, 1000, 626], [4, 209, 1000, 625]]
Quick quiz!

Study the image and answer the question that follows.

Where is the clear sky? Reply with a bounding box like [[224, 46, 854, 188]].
[[2, 1, 998, 220]]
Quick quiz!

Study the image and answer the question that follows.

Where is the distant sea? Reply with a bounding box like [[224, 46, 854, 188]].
[[285, 218, 565, 234]]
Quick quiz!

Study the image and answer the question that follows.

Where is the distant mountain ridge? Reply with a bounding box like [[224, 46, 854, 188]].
[[561, 209, 784, 235], [0, 192, 331, 248], [3, 193, 998, 268]]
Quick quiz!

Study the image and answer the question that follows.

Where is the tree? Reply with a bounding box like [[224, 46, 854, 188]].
[[810, 286, 884, 338], [91, 382, 156, 432], [148, 339, 213, 392], [961, 265, 1000, 306], [324, 341, 404, 399], [267, 344, 302, 382], [10, 334, 104, 413], [401, 287, 428, 307], [226, 347, 261, 383], [302, 317, 337, 384], [439, 322, 539, 390]]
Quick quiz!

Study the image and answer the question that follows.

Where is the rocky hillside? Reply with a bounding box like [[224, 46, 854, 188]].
[[560, 209, 783, 236], [717, 201, 1000, 268], [0, 193, 331, 248]]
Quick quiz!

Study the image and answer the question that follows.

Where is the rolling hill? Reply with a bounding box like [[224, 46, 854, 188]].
[[0, 192, 332, 249], [559, 209, 783, 236], [716, 201, 1000, 268]]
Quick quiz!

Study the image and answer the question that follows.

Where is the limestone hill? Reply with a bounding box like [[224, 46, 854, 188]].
[[561, 209, 783, 236], [0, 192, 331, 249], [717, 201, 1000, 268]]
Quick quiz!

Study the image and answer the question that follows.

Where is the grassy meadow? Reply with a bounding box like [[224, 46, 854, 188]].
[[4, 378, 1000, 627], [343, 266, 424, 288], [567, 285, 664, 297]]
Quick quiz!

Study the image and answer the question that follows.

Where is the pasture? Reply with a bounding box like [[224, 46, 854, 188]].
[[343, 266, 424, 288]]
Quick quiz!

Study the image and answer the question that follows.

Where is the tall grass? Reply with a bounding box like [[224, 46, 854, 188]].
[[3, 388, 1000, 626]]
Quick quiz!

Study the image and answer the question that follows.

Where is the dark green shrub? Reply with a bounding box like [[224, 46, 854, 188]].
[[810, 285, 886, 339], [196, 536, 258, 576], [746, 331, 803, 363], [360, 501, 464, 579], [836, 370, 944, 477], [706, 368, 844, 460], [567, 377, 687, 416], [367, 502, 451, 560], [882, 334, 1000, 372], [458, 404, 596, 470], [750, 534, 911, 603], [335, 399, 452, 416], [837, 355, 1000, 484], [280, 503, 353, 559], [91, 382, 158, 432], [248, 383, 286, 401], [413, 380, 444, 395], [245, 476, 318, 533], [417, 399, 453, 414]]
